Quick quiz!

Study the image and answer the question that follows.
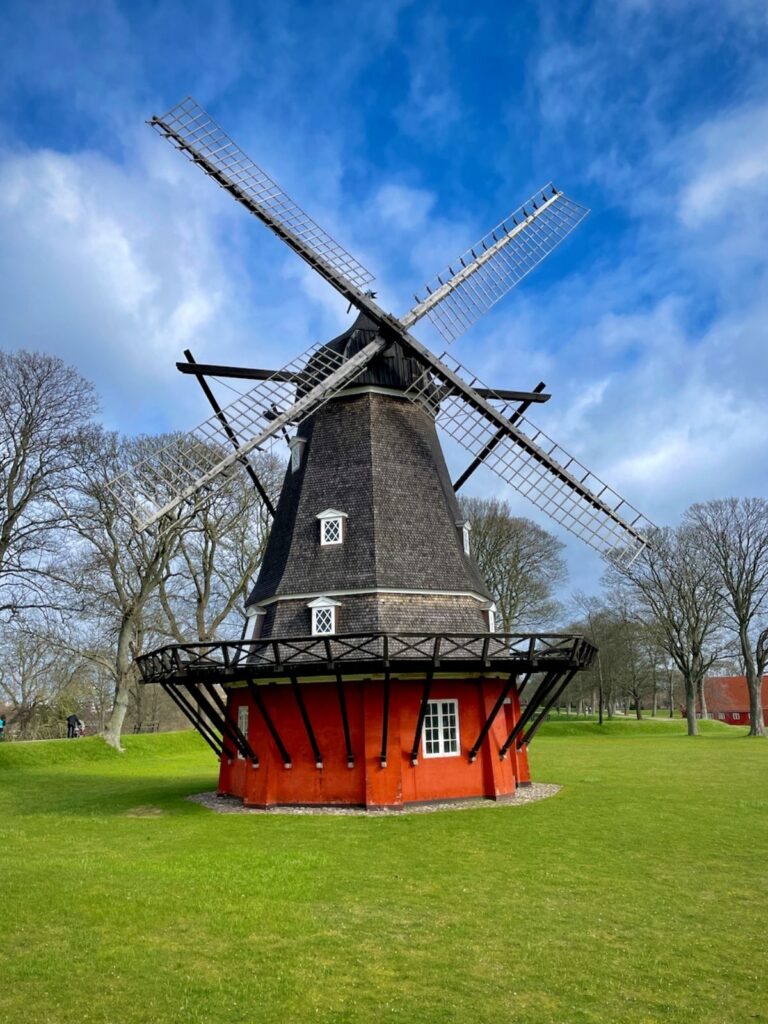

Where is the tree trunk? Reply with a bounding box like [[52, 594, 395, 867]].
[[697, 678, 708, 720], [103, 678, 131, 750], [745, 675, 767, 737], [635, 702, 642, 720], [683, 674, 699, 736], [102, 621, 135, 751], [741, 637, 767, 738]]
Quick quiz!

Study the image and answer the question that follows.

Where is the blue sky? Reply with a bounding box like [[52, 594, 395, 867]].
[[1, 0, 767, 595]]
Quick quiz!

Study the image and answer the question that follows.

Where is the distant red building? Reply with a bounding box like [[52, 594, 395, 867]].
[[702, 675, 768, 726]]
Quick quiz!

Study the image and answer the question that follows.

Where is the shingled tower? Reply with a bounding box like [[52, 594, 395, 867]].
[[123, 98, 655, 809], [248, 315, 493, 641]]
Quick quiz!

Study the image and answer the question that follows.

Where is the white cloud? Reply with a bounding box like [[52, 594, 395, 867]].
[[676, 104, 768, 228], [0, 141, 250, 434], [373, 183, 436, 233]]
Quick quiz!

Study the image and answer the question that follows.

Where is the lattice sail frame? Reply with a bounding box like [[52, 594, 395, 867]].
[[401, 185, 589, 344], [151, 97, 374, 296], [128, 96, 655, 560], [404, 354, 653, 566], [108, 337, 385, 528]]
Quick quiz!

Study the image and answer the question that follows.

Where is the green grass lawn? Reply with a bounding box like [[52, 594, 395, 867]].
[[1, 719, 767, 1024]]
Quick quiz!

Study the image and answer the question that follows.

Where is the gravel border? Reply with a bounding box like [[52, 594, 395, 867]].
[[186, 782, 561, 816]]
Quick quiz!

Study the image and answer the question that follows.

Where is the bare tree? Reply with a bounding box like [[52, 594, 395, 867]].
[[0, 620, 83, 739], [686, 498, 768, 738], [461, 497, 567, 630], [156, 454, 279, 643], [62, 430, 188, 750], [570, 592, 654, 721], [0, 350, 97, 616], [610, 526, 724, 735]]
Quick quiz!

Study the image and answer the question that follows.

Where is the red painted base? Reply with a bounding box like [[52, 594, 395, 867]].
[[217, 677, 530, 809]]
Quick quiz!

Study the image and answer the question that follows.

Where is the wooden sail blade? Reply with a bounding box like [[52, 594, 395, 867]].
[[403, 354, 654, 566], [107, 337, 385, 531], [401, 184, 588, 343], [149, 97, 374, 303]]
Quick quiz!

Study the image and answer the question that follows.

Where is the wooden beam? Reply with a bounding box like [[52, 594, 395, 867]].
[[453, 381, 548, 492], [520, 668, 578, 746], [335, 670, 354, 768], [498, 670, 560, 760], [291, 676, 323, 768], [182, 350, 276, 517], [202, 682, 259, 766], [176, 359, 550, 404], [380, 671, 391, 768], [409, 668, 435, 765], [162, 683, 222, 757], [467, 674, 514, 763], [247, 683, 292, 768]]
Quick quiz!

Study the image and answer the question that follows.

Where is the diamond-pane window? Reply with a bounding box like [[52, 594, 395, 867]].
[[312, 606, 336, 635], [321, 517, 342, 545], [422, 699, 460, 758]]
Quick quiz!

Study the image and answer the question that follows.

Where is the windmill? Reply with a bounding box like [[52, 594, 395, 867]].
[[127, 97, 651, 809]]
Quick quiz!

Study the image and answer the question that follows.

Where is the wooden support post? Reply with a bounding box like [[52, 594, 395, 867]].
[[380, 671, 391, 768], [410, 668, 435, 766], [498, 670, 559, 760], [247, 683, 292, 768], [520, 669, 578, 746], [467, 674, 515, 762], [291, 676, 323, 768], [335, 670, 354, 768], [202, 682, 259, 766], [183, 681, 237, 763], [163, 683, 222, 757]]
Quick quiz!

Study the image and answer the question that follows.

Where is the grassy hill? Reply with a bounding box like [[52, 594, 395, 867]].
[[1, 720, 766, 1023]]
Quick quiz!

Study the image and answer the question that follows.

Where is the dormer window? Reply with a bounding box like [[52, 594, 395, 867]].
[[308, 596, 341, 635], [244, 605, 266, 642], [317, 509, 347, 546], [458, 519, 472, 555], [289, 435, 306, 472], [483, 602, 497, 634]]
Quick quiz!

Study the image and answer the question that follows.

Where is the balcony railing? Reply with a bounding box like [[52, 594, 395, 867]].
[[136, 630, 596, 685]]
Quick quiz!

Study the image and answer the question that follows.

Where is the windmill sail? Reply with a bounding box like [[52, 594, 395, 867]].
[[402, 351, 652, 566], [140, 96, 655, 563], [401, 185, 589, 344], [109, 336, 385, 530], [150, 97, 374, 305]]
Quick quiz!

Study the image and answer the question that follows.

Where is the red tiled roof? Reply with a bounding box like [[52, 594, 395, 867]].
[[704, 675, 768, 712]]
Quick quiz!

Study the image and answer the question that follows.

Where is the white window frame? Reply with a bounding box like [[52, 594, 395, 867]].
[[733, 712, 741, 720], [484, 601, 497, 634], [321, 517, 343, 545], [308, 597, 341, 636], [236, 704, 249, 760], [460, 520, 472, 555], [244, 605, 265, 642], [312, 605, 336, 634], [422, 698, 460, 758], [289, 436, 306, 472], [317, 509, 347, 546]]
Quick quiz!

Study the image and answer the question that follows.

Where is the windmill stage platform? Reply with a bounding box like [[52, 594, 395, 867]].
[[139, 631, 595, 809]]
